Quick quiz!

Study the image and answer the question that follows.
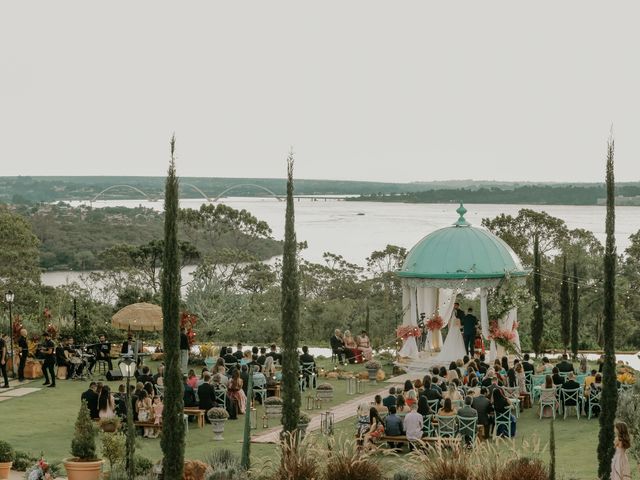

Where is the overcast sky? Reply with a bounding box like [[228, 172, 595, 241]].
[[1, 2, 638, 183]]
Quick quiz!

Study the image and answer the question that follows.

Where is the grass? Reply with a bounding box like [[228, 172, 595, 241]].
[[0, 357, 621, 479]]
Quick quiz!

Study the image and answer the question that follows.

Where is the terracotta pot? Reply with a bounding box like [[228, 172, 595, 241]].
[[0, 461, 12, 480], [63, 459, 104, 480], [101, 423, 118, 433]]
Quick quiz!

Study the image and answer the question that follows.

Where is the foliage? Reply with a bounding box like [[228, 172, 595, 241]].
[[263, 435, 320, 480], [559, 257, 570, 351], [280, 153, 301, 435], [207, 407, 230, 420], [160, 136, 185, 480], [98, 417, 121, 431], [0, 440, 15, 463], [316, 383, 333, 391], [133, 455, 154, 476], [205, 449, 249, 480], [322, 438, 384, 480], [364, 360, 381, 370], [487, 280, 532, 320], [263, 397, 284, 405], [616, 384, 640, 463], [12, 451, 37, 471], [101, 432, 126, 471], [531, 234, 544, 355], [298, 412, 311, 424], [598, 135, 618, 480], [70, 400, 97, 460]]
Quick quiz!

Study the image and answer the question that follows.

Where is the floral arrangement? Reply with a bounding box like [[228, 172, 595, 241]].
[[198, 343, 217, 359], [180, 312, 198, 346], [487, 281, 531, 320], [263, 396, 284, 405], [364, 360, 381, 370], [26, 458, 55, 480], [206, 407, 230, 420], [488, 320, 517, 352], [426, 315, 444, 331], [316, 383, 334, 391], [617, 366, 636, 385], [396, 325, 421, 340]]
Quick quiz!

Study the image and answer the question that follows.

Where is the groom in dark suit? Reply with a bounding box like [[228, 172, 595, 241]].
[[462, 307, 479, 357]]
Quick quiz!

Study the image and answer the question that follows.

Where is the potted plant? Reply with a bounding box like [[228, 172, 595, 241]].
[[64, 400, 103, 480], [98, 417, 121, 433], [263, 396, 284, 418], [316, 383, 334, 401], [100, 432, 126, 473], [206, 407, 230, 441], [364, 360, 382, 381], [297, 412, 311, 437], [0, 440, 15, 480]]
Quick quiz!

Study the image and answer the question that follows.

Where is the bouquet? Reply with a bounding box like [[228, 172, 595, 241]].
[[396, 325, 421, 340], [180, 312, 198, 346], [488, 320, 516, 350], [26, 458, 55, 480], [426, 316, 444, 331]]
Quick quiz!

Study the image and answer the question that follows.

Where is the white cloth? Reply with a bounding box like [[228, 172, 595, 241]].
[[403, 411, 424, 441], [436, 316, 466, 363], [399, 337, 420, 359], [480, 288, 489, 338]]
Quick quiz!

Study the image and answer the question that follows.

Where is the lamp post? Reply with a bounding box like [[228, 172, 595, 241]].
[[119, 355, 136, 480], [5, 291, 14, 377]]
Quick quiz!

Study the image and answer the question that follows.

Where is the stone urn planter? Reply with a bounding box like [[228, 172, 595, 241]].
[[364, 361, 382, 383], [98, 418, 120, 433], [264, 397, 284, 418], [296, 413, 311, 439], [64, 459, 104, 480], [316, 383, 334, 401], [207, 407, 229, 441]]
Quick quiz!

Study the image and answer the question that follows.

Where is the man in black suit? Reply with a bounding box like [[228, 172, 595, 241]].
[[265, 344, 282, 364], [94, 334, 113, 370], [81, 382, 100, 419], [183, 375, 197, 407], [471, 387, 493, 439], [233, 343, 244, 361], [556, 354, 575, 373], [299, 345, 316, 388], [41, 332, 56, 387], [552, 367, 565, 386], [329, 330, 346, 363], [462, 307, 479, 357], [198, 373, 217, 418], [420, 376, 442, 401], [478, 353, 490, 375], [560, 372, 582, 412], [382, 387, 397, 409], [256, 347, 267, 366], [522, 353, 535, 374], [223, 347, 238, 365]]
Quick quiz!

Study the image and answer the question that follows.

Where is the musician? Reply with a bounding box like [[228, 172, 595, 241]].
[[0, 333, 9, 389], [121, 335, 142, 366], [41, 332, 56, 387], [95, 335, 113, 370], [18, 329, 29, 382]]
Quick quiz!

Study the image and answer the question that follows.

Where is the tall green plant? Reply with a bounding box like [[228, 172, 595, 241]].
[[71, 400, 97, 460], [160, 136, 185, 479], [570, 263, 579, 358], [241, 370, 253, 469], [531, 234, 544, 355], [598, 135, 618, 480], [559, 256, 570, 352], [549, 419, 556, 480], [280, 151, 301, 435]]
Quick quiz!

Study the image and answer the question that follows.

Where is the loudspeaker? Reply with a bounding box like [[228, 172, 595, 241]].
[[106, 370, 123, 381]]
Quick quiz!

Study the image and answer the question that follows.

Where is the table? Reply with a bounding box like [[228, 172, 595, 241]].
[[184, 407, 206, 428]]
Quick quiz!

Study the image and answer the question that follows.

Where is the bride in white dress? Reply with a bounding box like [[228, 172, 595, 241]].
[[436, 314, 467, 363]]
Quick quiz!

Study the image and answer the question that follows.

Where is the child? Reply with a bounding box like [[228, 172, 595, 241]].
[[151, 396, 163, 438], [611, 421, 632, 480]]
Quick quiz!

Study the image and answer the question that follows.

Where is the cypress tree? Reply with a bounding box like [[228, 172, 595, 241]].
[[280, 151, 301, 435], [240, 371, 253, 469], [160, 136, 185, 480], [570, 263, 579, 359], [549, 418, 556, 480], [597, 135, 617, 480], [559, 256, 570, 352], [531, 234, 544, 355]]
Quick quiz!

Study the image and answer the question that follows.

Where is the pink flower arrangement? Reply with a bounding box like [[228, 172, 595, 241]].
[[426, 316, 444, 331], [396, 325, 422, 340]]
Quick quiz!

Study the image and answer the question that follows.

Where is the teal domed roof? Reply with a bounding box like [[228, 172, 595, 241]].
[[398, 204, 528, 280]]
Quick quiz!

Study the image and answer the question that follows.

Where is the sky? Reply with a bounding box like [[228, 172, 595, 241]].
[[1, 1, 639, 183]]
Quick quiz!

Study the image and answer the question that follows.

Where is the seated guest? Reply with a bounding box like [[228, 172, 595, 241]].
[[384, 406, 404, 449], [560, 372, 582, 411], [183, 375, 197, 407], [438, 397, 457, 417], [223, 347, 238, 367], [540, 375, 558, 418], [405, 390, 418, 407], [421, 376, 442, 401], [472, 387, 493, 439], [186, 369, 198, 389], [251, 346, 259, 362], [438, 366, 449, 385], [233, 343, 244, 361], [586, 373, 603, 417], [551, 367, 565, 386], [299, 345, 316, 387], [252, 365, 267, 403], [382, 387, 397, 409], [356, 330, 373, 361], [197, 368, 209, 387], [443, 384, 462, 402], [537, 356, 553, 374], [403, 404, 424, 449], [522, 353, 535, 374], [447, 362, 459, 382], [153, 364, 165, 385], [514, 363, 527, 393], [396, 395, 409, 414], [257, 347, 267, 366], [457, 396, 478, 445], [478, 354, 490, 374], [356, 403, 371, 443], [492, 386, 516, 437], [81, 382, 100, 419], [98, 385, 116, 419], [198, 373, 217, 417], [212, 357, 226, 375], [330, 330, 347, 363], [363, 407, 385, 448], [241, 350, 253, 366], [263, 356, 277, 380], [343, 330, 361, 363], [414, 379, 423, 393], [137, 365, 154, 385], [481, 368, 495, 388], [240, 365, 250, 395], [227, 369, 247, 415], [265, 344, 282, 364], [373, 394, 388, 414], [417, 395, 432, 416], [556, 353, 575, 373]]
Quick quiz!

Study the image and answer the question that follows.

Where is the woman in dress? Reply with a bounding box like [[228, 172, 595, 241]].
[[363, 407, 385, 449], [355, 403, 371, 446], [356, 331, 373, 361], [136, 389, 154, 438], [611, 421, 632, 480], [396, 395, 409, 414], [514, 363, 527, 394], [227, 369, 247, 414], [436, 310, 466, 363], [343, 330, 362, 363], [437, 398, 457, 416], [98, 385, 116, 419], [447, 362, 460, 382]]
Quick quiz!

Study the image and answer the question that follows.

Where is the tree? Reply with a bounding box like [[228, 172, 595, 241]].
[[280, 151, 301, 435], [531, 234, 544, 355], [160, 136, 185, 480], [571, 263, 580, 358], [549, 419, 556, 480], [598, 135, 618, 480], [560, 256, 570, 352], [0, 207, 41, 298]]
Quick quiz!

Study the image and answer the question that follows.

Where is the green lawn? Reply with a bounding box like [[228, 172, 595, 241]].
[[0, 358, 617, 479]]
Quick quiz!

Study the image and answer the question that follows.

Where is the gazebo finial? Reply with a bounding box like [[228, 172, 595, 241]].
[[454, 202, 470, 226]]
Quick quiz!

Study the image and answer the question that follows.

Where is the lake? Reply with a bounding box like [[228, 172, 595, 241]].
[[42, 197, 639, 287]]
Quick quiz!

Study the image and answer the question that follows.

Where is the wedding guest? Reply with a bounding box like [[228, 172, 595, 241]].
[[197, 373, 217, 415], [362, 407, 385, 448], [81, 382, 100, 419], [417, 395, 432, 416], [17, 329, 29, 382], [41, 332, 56, 388], [492, 386, 515, 437], [611, 421, 632, 480], [98, 385, 116, 419], [152, 396, 163, 436], [373, 394, 388, 414], [438, 397, 457, 416], [403, 404, 423, 450], [330, 330, 347, 363], [0, 334, 9, 388], [227, 369, 247, 414], [556, 353, 575, 373], [263, 356, 276, 379], [265, 344, 282, 364], [406, 389, 418, 407], [183, 375, 197, 408], [356, 330, 373, 361], [343, 330, 361, 363], [537, 357, 553, 374], [515, 363, 527, 394], [233, 343, 244, 361], [396, 395, 409, 414], [179, 327, 190, 373], [447, 362, 459, 382], [382, 387, 397, 409], [472, 387, 493, 439], [187, 369, 198, 389], [256, 347, 267, 366], [551, 367, 565, 386], [522, 353, 535, 374], [153, 364, 165, 385], [457, 396, 478, 445], [136, 390, 154, 438], [356, 403, 371, 444], [384, 406, 404, 450], [443, 384, 462, 402]]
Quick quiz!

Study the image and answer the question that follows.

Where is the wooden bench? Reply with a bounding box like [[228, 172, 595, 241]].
[[184, 408, 206, 429], [379, 435, 461, 447], [134, 421, 162, 431]]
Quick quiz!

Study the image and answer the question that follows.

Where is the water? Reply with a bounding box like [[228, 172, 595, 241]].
[[43, 197, 639, 287]]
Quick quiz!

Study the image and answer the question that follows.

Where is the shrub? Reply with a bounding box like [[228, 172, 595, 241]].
[[11, 451, 37, 471], [270, 435, 320, 480], [617, 384, 640, 463], [207, 407, 230, 421], [70, 400, 98, 460], [263, 396, 284, 405], [206, 449, 249, 480], [393, 472, 411, 480], [0, 440, 15, 463], [499, 458, 549, 480], [316, 383, 333, 391], [134, 455, 154, 476], [322, 438, 384, 480], [101, 432, 126, 471], [364, 360, 381, 370], [98, 417, 121, 431], [298, 412, 311, 424]]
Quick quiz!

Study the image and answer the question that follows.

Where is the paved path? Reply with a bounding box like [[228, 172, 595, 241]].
[[0, 379, 40, 401], [251, 378, 405, 444]]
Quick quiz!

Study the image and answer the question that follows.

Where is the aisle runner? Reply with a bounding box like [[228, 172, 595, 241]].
[[251, 381, 402, 444], [0, 380, 40, 401]]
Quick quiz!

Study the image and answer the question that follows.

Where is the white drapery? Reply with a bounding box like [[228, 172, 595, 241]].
[[399, 284, 419, 358]]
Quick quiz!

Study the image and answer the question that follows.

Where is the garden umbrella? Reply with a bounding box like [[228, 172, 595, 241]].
[[111, 302, 163, 332]]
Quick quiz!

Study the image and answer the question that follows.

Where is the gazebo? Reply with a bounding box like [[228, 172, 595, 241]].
[[396, 203, 529, 363]]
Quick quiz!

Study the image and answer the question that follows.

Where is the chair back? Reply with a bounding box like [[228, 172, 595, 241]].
[[422, 414, 434, 436], [457, 415, 477, 442], [540, 387, 556, 403], [436, 415, 457, 437], [214, 385, 227, 405], [590, 390, 602, 404], [561, 388, 580, 405], [559, 372, 570, 380], [503, 387, 520, 400], [301, 362, 315, 376], [224, 362, 237, 375], [427, 398, 440, 413], [532, 374, 546, 388]]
